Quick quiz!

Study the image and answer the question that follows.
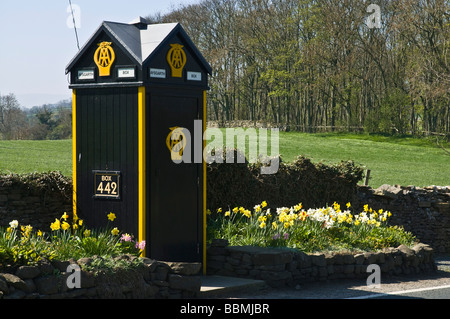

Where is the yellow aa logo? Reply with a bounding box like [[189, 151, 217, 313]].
[[167, 44, 187, 78], [94, 42, 116, 77], [166, 127, 187, 161]]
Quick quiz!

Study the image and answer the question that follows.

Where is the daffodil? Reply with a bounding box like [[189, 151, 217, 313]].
[[61, 212, 69, 221], [243, 210, 252, 218], [111, 227, 119, 236], [258, 215, 267, 223], [107, 212, 117, 221], [61, 222, 71, 231], [9, 220, 19, 229], [50, 219, 61, 231]]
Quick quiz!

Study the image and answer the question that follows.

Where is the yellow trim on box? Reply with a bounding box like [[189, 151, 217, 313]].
[[72, 90, 77, 218], [203, 90, 207, 275], [138, 87, 146, 256]]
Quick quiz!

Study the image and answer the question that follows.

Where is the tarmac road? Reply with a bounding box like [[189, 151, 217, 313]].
[[230, 255, 450, 299]]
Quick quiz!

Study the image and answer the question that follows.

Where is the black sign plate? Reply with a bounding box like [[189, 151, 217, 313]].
[[93, 171, 121, 199]]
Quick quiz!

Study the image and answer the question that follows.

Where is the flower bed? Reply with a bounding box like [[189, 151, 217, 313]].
[[207, 201, 417, 253], [0, 211, 144, 269]]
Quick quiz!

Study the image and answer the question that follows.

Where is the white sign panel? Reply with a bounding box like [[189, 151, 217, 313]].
[[117, 68, 136, 79], [78, 70, 95, 81], [187, 71, 202, 81], [150, 68, 166, 79]]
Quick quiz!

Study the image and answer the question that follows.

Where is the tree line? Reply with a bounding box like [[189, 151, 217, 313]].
[[0, 93, 72, 140], [148, 0, 449, 134]]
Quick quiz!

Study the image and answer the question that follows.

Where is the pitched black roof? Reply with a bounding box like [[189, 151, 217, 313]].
[[66, 18, 212, 75]]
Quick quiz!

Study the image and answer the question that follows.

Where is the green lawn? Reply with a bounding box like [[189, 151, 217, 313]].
[[276, 132, 450, 188], [0, 133, 449, 188], [0, 140, 72, 177]]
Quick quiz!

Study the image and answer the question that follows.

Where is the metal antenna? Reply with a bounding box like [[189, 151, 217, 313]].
[[69, 0, 81, 51]]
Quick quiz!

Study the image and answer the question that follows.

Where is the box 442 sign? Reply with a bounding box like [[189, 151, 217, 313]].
[[93, 171, 121, 199]]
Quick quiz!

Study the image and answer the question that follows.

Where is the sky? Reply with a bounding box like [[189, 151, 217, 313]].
[[0, 0, 200, 108]]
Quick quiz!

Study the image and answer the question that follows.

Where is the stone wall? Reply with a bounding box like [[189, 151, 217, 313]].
[[207, 239, 436, 288], [0, 173, 72, 231], [354, 184, 450, 253], [0, 256, 202, 299]]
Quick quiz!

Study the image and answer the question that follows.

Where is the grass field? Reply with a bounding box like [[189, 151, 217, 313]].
[[276, 132, 450, 188], [0, 140, 72, 177], [0, 133, 448, 188]]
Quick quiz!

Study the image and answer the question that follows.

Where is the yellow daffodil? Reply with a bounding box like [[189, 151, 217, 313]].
[[50, 219, 61, 231], [107, 212, 117, 221], [61, 222, 71, 231], [111, 227, 120, 236], [61, 212, 69, 221], [261, 201, 267, 208]]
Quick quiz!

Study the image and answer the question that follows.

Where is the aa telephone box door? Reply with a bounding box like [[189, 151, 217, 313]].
[[148, 88, 203, 262]]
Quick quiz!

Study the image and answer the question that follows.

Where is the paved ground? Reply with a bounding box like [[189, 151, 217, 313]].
[[224, 254, 450, 299]]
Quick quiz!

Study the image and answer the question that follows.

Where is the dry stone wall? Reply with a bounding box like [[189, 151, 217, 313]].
[[354, 184, 450, 253], [0, 256, 202, 299], [207, 239, 436, 288], [0, 173, 72, 231]]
